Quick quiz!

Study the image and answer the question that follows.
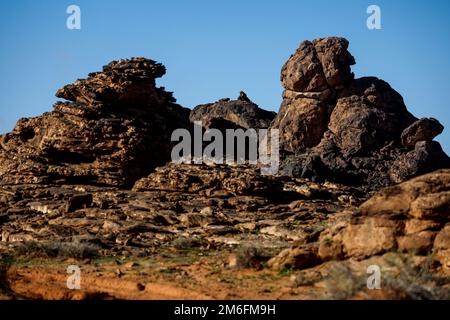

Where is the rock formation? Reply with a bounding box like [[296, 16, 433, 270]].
[[0, 58, 190, 188], [272, 37, 450, 189], [190, 91, 276, 130], [269, 169, 450, 278], [0, 39, 449, 299]]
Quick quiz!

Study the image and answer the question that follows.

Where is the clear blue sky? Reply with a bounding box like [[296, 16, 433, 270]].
[[1, 0, 450, 152]]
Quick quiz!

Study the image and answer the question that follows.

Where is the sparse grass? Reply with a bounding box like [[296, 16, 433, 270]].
[[163, 252, 199, 265], [279, 267, 295, 277], [13, 241, 100, 260]]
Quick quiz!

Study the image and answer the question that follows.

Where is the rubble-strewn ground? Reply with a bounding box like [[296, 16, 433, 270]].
[[0, 164, 359, 299], [1, 164, 449, 299]]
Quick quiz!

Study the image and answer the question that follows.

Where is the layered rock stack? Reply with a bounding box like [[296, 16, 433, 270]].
[[272, 37, 450, 189], [0, 58, 190, 188]]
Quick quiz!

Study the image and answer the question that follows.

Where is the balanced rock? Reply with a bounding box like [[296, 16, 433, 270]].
[[0, 58, 190, 188]]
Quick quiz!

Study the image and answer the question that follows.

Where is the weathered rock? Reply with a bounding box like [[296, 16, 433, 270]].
[[409, 191, 450, 220], [66, 194, 93, 213], [267, 245, 321, 271], [133, 163, 282, 197], [397, 231, 436, 254], [0, 58, 190, 188], [271, 98, 329, 154], [0, 39, 449, 300], [404, 219, 440, 234], [281, 40, 327, 93], [312, 37, 356, 89], [401, 117, 444, 148], [319, 170, 450, 265], [329, 78, 415, 156], [280, 37, 355, 92], [360, 169, 450, 218], [390, 141, 450, 183], [190, 92, 275, 130], [434, 224, 450, 251], [273, 37, 449, 189], [341, 222, 396, 258], [55, 58, 168, 106], [434, 224, 450, 271]]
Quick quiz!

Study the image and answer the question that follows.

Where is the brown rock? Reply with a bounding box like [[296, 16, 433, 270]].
[[409, 191, 450, 219], [0, 58, 190, 188], [267, 245, 321, 271], [66, 194, 93, 213], [397, 231, 436, 254], [390, 141, 450, 184], [275, 38, 449, 189], [312, 37, 355, 88], [341, 222, 396, 258], [360, 169, 450, 218], [190, 93, 275, 130], [404, 219, 441, 234], [318, 235, 343, 260], [133, 163, 282, 197], [434, 224, 450, 251], [329, 78, 414, 156], [401, 117, 444, 148], [280, 37, 355, 92], [281, 40, 328, 92], [271, 98, 328, 153]]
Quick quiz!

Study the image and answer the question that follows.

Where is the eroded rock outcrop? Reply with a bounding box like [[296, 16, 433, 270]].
[[321, 169, 450, 269], [269, 170, 450, 276], [273, 37, 450, 189], [0, 58, 190, 188]]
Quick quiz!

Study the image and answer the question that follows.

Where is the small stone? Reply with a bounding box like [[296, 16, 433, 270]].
[[200, 207, 214, 216], [136, 283, 146, 291], [66, 194, 93, 213]]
